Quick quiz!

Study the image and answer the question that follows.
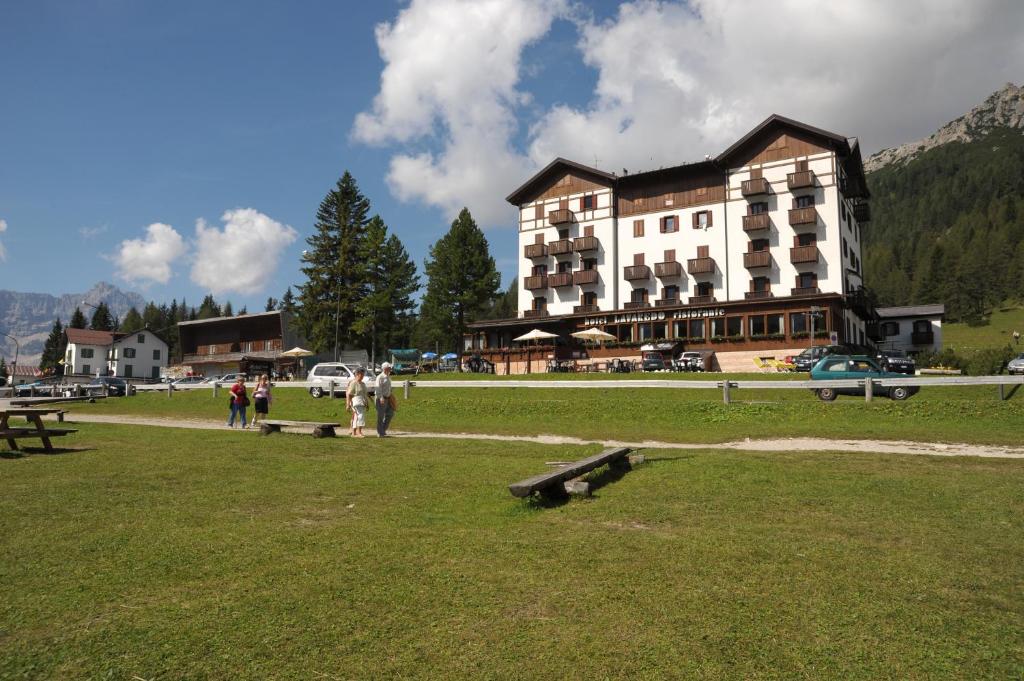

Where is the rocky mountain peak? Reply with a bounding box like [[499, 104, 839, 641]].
[[865, 82, 1024, 172]]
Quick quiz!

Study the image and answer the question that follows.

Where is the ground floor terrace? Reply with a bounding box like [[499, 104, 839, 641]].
[[180, 350, 307, 379], [467, 293, 863, 374]]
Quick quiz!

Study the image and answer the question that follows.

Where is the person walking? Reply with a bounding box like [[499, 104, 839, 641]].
[[375, 362, 396, 437], [250, 374, 272, 428], [227, 375, 249, 428], [345, 366, 369, 438]]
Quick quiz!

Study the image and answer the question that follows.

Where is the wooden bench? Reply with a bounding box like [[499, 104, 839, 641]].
[[259, 420, 342, 438], [509, 447, 632, 500]]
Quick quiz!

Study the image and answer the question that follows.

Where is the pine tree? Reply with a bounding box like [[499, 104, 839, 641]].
[[197, 295, 221, 319], [121, 307, 144, 333], [68, 307, 87, 329], [297, 171, 372, 357], [222, 301, 234, 317], [483, 278, 518, 320], [418, 208, 500, 356], [279, 287, 297, 314], [0, 357, 9, 381], [89, 303, 115, 331], [353, 216, 420, 359], [265, 297, 279, 312], [39, 319, 65, 375], [238, 306, 247, 315]]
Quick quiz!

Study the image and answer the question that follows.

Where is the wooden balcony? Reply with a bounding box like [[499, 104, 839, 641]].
[[742, 213, 771, 232], [790, 286, 820, 296], [788, 207, 818, 226], [787, 170, 816, 190], [547, 238, 573, 255], [687, 257, 715, 275], [524, 275, 548, 290], [654, 298, 681, 308], [689, 295, 716, 305], [548, 208, 575, 225], [523, 243, 547, 258], [573, 235, 600, 252], [743, 251, 771, 269], [911, 330, 935, 345], [654, 261, 683, 278], [624, 265, 651, 281], [573, 304, 599, 314], [852, 200, 871, 223], [741, 177, 770, 196], [573, 269, 598, 286], [548, 272, 572, 288], [623, 301, 650, 310], [745, 290, 773, 300], [524, 309, 549, 319], [790, 245, 819, 264]]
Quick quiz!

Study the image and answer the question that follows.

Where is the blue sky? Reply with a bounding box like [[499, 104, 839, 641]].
[[2, 0, 1022, 312]]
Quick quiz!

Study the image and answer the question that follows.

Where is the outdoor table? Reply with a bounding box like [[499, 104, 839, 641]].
[[0, 408, 68, 452]]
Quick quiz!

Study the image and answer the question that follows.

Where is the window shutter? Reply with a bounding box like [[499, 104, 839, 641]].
[[664, 249, 675, 262], [559, 198, 568, 210], [535, 233, 544, 245], [750, 167, 762, 179], [634, 253, 644, 266], [692, 212, 700, 228], [535, 205, 543, 220], [749, 278, 755, 292], [796, 159, 808, 171], [697, 245, 709, 258], [584, 225, 594, 237], [706, 211, 713, 227]]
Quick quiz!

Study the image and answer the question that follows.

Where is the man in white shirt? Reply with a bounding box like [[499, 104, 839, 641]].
[[375, 362, 395, 437]]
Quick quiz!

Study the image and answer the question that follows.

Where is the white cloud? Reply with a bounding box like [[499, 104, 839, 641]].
[[190, 208, 298, 295], [113, 222, 187, 285], [0, 218, 7, 262], [79, 225, 108, 239], [355, 0, 1024, 227]]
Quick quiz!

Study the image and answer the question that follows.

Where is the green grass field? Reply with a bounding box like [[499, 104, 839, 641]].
[[2, 424, 1022, 678], [73, 380, 1024, 445], [944, 304, 1024, 353]]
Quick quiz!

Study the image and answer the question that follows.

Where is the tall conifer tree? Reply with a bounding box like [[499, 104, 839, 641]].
[[89, 303, 115, 331]]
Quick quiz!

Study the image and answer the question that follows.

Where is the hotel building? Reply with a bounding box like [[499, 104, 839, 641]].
[[467, 115, 877, 373]]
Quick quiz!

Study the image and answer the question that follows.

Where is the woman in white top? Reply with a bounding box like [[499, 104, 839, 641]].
[[345, 367, 368, 438], [250, 374, 272, 427]]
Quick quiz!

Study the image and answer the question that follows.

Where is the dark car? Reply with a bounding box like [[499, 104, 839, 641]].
[[792, 344, 854, 372], [86, 376, 129, 397], [810, 355, 918, 401], [641, 351, 666, 371], [876, 349, 916, 375]]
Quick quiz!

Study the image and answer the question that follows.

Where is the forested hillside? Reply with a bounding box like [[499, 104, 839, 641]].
[[863, 127, 1024, 323]]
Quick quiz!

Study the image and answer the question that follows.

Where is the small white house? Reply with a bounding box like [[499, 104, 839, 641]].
[[65, 328, 169, 379], [874, 304, 944, 355]]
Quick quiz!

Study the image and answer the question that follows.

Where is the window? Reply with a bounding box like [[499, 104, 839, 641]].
[[151, 366, 160, 379], [558, 228, 569, 239], [692, 211, 712, 229], [749, 202, 768, 215], [913, 320, 931, 334], [797, 272, 818, 289], [631, 288, 648, 303], [841, 203, 848, 223], [796, 159, 808, 172], [123, 348, 136, 359], [633, 220, 644, 237], [726, 316, 742, 337], [581, 291, 597, 306], [881, 322, 900, 337], [767, 313, 784, 335], [795, 232, 817, 247], [582, 258, 597, 271], [535, 204, 544, 220], [581, 194, 596, 210], [557, 260, 571, 274], [843, 238, 848, 258], [531, 264, 547, 276], [749, 239, 769, 253], [663, 285, 680, 301], [660, 215, 678, 233], [81, 348, 94, 358], [153, 349, 161, 360], [790, 313, 808, 335], [751, 276, 770, 292], [532, 297, 547, 312], [750, 315, 766, 336], [696, 281, 713, 298], [795, 195, 815, 208], [688, 318, 705, 340], [534, 233, 545, 245], [137, 334, 145, 343], [83, 364, 91, 375], [124, 364, 133, 378], [710, 317, 726, 338]]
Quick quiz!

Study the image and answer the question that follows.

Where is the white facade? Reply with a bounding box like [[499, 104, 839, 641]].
[[875, 305, 944, 354], [65, 342, 108, 377], [111, 330, 169, 380]]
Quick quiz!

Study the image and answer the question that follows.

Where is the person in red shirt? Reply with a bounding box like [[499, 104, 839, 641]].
[[227, 376, 249, 428]]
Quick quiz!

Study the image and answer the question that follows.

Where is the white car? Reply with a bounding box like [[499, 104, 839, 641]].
[[1008, 353, 1024, 375], [171, 376, 209, 386], [307, 363, 375, 398]]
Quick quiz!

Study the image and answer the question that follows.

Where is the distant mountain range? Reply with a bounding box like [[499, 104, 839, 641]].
[[0, 282, 147, 367]]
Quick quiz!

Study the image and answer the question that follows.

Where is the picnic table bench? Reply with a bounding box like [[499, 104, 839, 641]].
[[0, 408, 78, 452], [509, 447, 632, 500], [259, 419, 343, 438]]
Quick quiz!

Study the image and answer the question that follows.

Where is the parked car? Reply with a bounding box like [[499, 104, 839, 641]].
[[876, 349, 916, 375], [641, 351, 666, 371], [172, 376, 209, 386], [672, 351, 706, 372], [213, 372, 248, 384], [307, 363, 375, 398], [14, 379, 60, 397], [1008, 353, 1024, 375], [792, 344, 854, 372], [86, 376, 129, 397], [810, 355, 918, 401]]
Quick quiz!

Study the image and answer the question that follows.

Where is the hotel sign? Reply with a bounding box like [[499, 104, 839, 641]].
[[584, 307, 726, 325]]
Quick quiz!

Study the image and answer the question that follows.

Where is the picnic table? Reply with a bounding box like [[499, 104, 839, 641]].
[[0, 408, 78, 452]]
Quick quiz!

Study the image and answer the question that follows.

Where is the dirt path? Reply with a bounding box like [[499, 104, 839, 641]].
[[62, 413, 1024, 460]]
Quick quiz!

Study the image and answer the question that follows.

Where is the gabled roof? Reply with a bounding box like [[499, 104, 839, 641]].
[[65, 328, 118, 346], [177, 310, 283, 327], [715, 114, 853, 166], [876, 304, 945, 319], [506, 158, 616, 206]]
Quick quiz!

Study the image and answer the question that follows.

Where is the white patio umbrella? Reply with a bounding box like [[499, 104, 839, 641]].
[[513, 329, 559, 342], [280, 347, 315, 357], [571, 327, 616, 343]]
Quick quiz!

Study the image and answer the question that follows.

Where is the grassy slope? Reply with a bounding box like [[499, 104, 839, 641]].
[[1, 424, 1022, 678], [943, 304, 1024, 354], [72, 382, 1024, 445]]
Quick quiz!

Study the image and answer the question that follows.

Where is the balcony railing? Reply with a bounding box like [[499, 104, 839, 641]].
[[573, 235, 600, 252], [623, 301, 650, 310], [624, 265, 651, 281], [790, 286, 820, 296], [790, 245, 819, 264], [548, 238, 573, 255], [852, 200, 871, 223], [654, 261, 683, 278], [788, 207, 818, 226], [523, 309, 549, 319], [741, 177, 770, 196], [787, 170, 816, 190], [548, 208, 575, 225], [548, 272, 572, 288], [743, 251, 771, 269], [689, 295, 716, 305], [742, 213, 771, 232], [524, 243, 547, 258], [573, 304, 599, 314], [687, 257, 715, 275], [911, 330, 935, 345], [745, 290, 773, 300], [654, 298, 681, 308], [573, 269, 598, 286], [524, 275, 548, 290]]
